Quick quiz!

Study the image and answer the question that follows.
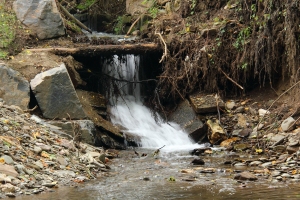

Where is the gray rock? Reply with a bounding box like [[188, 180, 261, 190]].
[[0, 65, 30, 110], [281, 173, 291, 178], [189, 94, 225, 114], [56, 156, 68, 166], [1, 155, 14, 165], [53, 170, 76, 178], [33, 146, 43, 154], [13, 0, 65, 39], [49, 120, 96, 144], [168, 100, 207, 142], [249, 161, 262, 166], [281, 117, 295, 132], [234, 171, 257, 181], [271, 170, 281, 177], [0, 164, 18, 177], [261, 162, 273, 168], [30, 64, 86, 119]]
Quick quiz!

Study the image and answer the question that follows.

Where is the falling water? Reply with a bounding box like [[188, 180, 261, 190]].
[[104, 55, 200, 151]]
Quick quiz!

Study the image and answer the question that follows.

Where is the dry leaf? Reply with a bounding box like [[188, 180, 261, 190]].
[[41, 151, 49, 158]]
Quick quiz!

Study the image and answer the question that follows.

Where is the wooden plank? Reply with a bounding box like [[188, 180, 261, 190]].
[[27, 43, 160, 56]]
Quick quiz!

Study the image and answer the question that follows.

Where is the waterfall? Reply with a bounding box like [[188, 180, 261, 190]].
[[104, 55, 200, 151]]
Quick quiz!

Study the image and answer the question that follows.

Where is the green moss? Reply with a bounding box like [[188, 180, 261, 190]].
[[66, 20, 82, 33], [76, 0, 96, 11], [0, 50, 8, 59], [0, 10, 16, 48]]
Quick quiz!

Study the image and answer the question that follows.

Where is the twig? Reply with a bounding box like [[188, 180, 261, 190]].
[[220, 69, 244, 90], [155, 30, 168, 63], [125, 15, 142, 36], [58, 3, 92, 33]]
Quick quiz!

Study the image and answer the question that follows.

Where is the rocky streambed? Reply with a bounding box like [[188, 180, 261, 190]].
[[0, 99, 115, 198]]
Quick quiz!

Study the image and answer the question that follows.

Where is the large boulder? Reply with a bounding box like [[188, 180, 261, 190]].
[[30, 64, 86, 119], [168, 100, 207, 143], [13, 0, 65, 39], [0, 65, 30, 110]]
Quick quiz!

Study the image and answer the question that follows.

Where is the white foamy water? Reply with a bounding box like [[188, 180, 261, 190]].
[[104, 55, 202, 151]]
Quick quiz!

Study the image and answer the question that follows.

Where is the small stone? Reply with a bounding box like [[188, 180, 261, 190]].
[[261, 162, 273, 168], [281, 117, 295, 132], [234, 171, 257, 181], [271, 171, 281, 177], [258, 109, 270, 117], [33, 146, 42, 154], [286, 146, 299, 154], [281, 173, 291, 178], [225, 100, 235, 110], [276, 176, 283, 180], [5, 192, 16, 197], [1, 155, 14, 165], [56, 156, 68, 166], [249, 161, 262, 166]]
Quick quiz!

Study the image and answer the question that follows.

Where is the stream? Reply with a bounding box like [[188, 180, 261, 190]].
[[13, 149, 300, 200], [10, 50, 300, 199]]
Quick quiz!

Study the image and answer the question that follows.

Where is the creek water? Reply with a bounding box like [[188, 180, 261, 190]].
[[11, 55, 300, 199]]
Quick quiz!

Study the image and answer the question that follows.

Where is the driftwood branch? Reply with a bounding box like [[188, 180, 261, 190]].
[[26, 43, 160, 56], [220, 69, 244, 90], [58, 3, 93, 33]]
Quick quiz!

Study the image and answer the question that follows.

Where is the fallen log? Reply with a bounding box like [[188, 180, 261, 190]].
[[27, 43, 161, 56]]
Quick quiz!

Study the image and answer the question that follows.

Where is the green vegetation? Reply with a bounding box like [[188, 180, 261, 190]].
[[233, 27, 251, 50], [0, 2, 16, 59], [114, 16, 124, 34], [65, 20, 82, 33], [76, 0, 96, 11]]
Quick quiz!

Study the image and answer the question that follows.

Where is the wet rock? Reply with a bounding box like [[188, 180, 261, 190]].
[[13, 0, 65, 39], [191, 158, 205, 165], [237, 128, 252, 138], [207, 119, 227, 144], [281, 117, 295, 132], [30, 64, 86, 119], [0, 165, 18, 177], [189, 93, 225, 114], [189, 147, 212, 156], [0, 65, 30, 110], [234, 143, 248, 151], [234, 171, 257, 181], [261, 162, 273, 168], [271, 171, 281, 177], [49, 120, 96, 145], [168, 100, 207, 142], [249, 161, 262, 166]]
